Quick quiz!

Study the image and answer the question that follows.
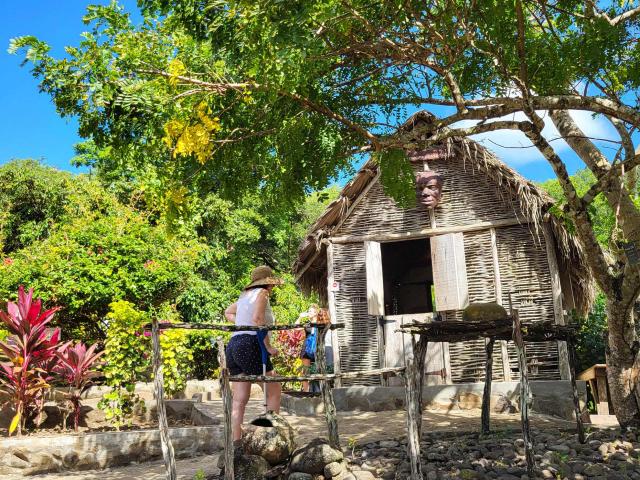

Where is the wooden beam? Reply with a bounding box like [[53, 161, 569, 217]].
[[227, 366, 407, 383], [151, 318, 177, 480], [326, 242, 342, 387], [542, 223, 570, 380], [217, 339, 234, 480], [481, 338, 495, 435], [327, 218, 529, 244], [513, 311, 536, 479], [145, 322, 344, 332], [568, 339, 586, 443], [491, 227, 512, 382], [405, 335, 427, 480], [317, 325, 340, 449]]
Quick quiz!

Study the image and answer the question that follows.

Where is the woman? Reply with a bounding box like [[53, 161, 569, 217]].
[[299, 306, 331, 392], [224, 265, 283, 442], [298, 304, 319, 393]]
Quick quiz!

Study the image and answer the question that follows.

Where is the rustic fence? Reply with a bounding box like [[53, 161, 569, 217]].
[[146, 312, 584, 480]]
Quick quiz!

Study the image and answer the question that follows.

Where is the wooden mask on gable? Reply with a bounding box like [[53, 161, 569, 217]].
[[416, 170, 444, 208]]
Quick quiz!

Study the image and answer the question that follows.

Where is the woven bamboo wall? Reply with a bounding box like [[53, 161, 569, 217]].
[[496, 226, 560, 380], [339, 156, 525, 236], [332, 243, 381, 386], [329, 155, 561, 383]]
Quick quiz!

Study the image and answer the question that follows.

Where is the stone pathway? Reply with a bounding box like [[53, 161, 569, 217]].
[[15, 400, 580, 480]]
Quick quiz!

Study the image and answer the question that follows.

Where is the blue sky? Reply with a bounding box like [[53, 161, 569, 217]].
[[0, 1, 629, 184], [0, 1, 138, 173]]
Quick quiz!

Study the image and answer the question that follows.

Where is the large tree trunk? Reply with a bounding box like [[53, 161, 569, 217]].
[[605, 299, 640, 428]]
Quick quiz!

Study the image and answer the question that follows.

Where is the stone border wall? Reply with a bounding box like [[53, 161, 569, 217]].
[[0, 425, 223, 476], [282, 380, 586, 420]]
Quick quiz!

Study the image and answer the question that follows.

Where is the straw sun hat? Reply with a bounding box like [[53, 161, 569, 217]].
[[244, 265, 284, 290]]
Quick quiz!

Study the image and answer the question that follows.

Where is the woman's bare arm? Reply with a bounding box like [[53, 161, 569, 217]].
[[251, 289, 269, 326], [224, 302, 238, 322]]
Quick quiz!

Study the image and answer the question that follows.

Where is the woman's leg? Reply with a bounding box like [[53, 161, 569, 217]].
[[231, 381, 251, 441], [301, 357, 311, 392], [265, 370, 282, 413]]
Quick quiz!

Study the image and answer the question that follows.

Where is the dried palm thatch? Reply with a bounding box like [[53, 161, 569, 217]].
[[293, 112, 594, 315]]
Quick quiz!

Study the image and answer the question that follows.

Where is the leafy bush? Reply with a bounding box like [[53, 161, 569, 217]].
[[55, 342, 104, 431], [98, 301, 150, 429], [0, 287, 63, 436], [156, 304, 193, 397], [0, 202, 205, 343], [272, 329, 305, 391], [575, 293, 607, 373], [98, 301, 195, 427], [187, 330, 225, 380]]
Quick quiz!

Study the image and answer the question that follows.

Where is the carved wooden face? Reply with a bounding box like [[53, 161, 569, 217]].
[[416, 172, 444, 208]]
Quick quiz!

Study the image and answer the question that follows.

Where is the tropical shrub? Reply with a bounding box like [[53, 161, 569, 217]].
[[575, 293, 607, 373], [98, 301, 149, 429], [0, 287, 63, 435], [156, 303, 193, 397], [187, 330, 224, 380], [272, 329, 305, 391], [55, 342, 104, 431], [0, 202, 205, 343]]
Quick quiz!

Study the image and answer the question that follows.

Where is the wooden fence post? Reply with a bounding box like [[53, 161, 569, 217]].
[[317, 324, 340, 449], [481, 338, 495, 435], [217, 339, 234, 480], [151, 318, 177, 480], [512, 311, 535, 479], [567, 339, 586, 443], [405, 334, 427, 480]]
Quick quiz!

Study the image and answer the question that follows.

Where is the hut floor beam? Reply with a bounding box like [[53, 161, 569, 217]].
[[481, 338, 495, 435], [217, 339, 234, 480]]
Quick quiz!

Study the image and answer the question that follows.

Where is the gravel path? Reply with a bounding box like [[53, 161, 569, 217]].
[[8, 400, 592, 480]]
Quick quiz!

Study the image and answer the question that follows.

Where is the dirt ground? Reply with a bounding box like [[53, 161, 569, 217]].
[[10, 399, 580, 480]]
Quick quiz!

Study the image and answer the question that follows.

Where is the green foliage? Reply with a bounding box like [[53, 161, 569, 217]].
[[575, 294, 607, 373], [271, 274, 317, 326], [157, 304, 193, 396], [377, 149, 416, 208], [0, 163, 205, 342], [0, 160, 116, 255], [539, 169, 617, 247], [193, 470, 206, 480], [187, 330, 223, 380], [98, 301, 149, 428]]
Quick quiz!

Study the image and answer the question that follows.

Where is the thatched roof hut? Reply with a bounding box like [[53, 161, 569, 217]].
[[292, 112, 594, 386]]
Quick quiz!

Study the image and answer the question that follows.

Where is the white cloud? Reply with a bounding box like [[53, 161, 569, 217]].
[[453, 110, 620, 167]]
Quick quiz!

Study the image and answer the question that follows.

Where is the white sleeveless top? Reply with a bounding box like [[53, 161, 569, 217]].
[[232, 288, 275, 337]]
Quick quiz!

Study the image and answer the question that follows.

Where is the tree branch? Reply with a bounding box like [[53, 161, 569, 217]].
[[521, 123, 615, 294], [137, 68, 382, 148], [585, 0, 640, 26]]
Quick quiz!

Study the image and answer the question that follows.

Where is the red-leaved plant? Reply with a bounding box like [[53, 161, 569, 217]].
[[55, 342, 104, 431], [0, 287, 63, 436]]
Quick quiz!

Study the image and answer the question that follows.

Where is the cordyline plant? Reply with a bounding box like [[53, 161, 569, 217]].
[[0, 286, 63, 436], [55, 342, 104, 431]]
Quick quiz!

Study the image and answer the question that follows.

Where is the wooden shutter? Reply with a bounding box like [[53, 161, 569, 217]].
[[430, 233, 469, 311], [365, 241, 385, 315]]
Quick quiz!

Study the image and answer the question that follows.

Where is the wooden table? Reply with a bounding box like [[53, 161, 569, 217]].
[[578, 364, 612, 415]]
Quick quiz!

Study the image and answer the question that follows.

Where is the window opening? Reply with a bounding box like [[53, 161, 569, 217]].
[[380, 238, 433, 315]]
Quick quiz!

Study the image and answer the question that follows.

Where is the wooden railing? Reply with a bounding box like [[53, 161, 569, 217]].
[[146, 313, 583, 480], [145, 320, 405, 480]]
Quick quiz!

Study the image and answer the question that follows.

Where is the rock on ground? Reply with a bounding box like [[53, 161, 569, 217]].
[[243, 412, 296, 465], [290, 438, 344, 475]]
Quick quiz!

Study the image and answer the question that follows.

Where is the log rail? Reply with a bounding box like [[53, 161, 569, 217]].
[[145, 321, 397, 480]]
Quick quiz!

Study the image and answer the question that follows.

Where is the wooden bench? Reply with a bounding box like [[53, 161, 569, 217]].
[[578, 364, 614, 417]]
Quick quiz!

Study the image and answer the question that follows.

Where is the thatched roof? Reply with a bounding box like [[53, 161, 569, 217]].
[[293, 112, 595, 315]]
